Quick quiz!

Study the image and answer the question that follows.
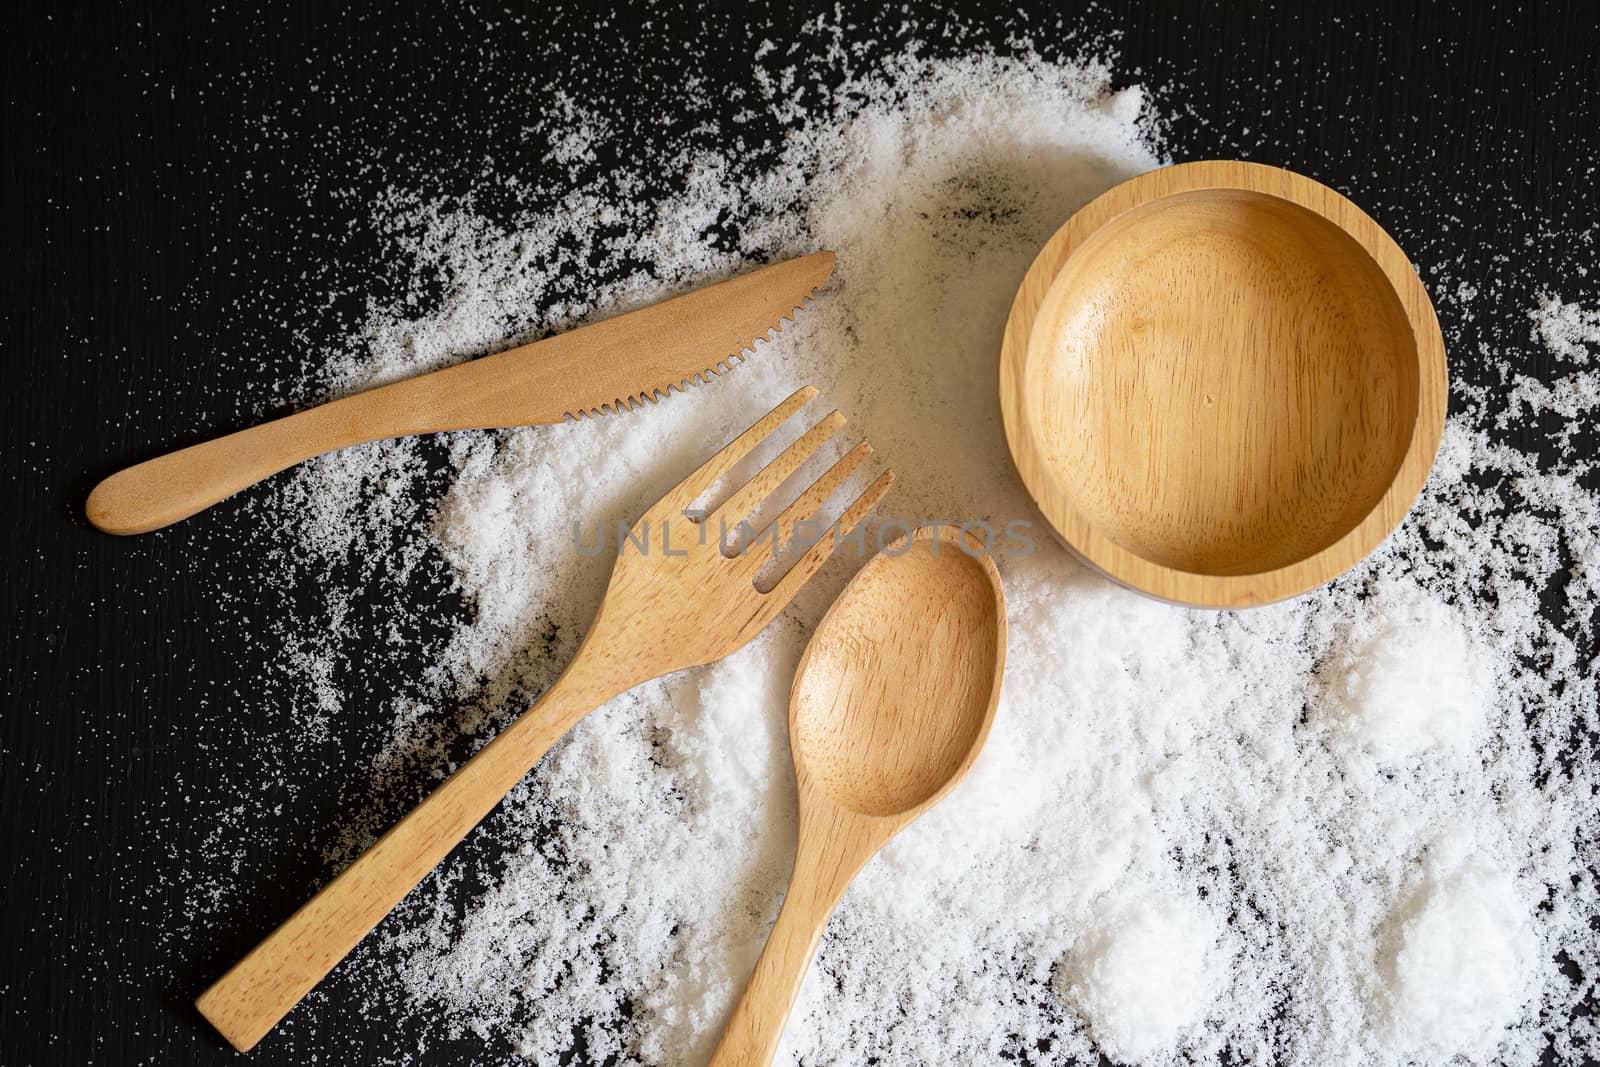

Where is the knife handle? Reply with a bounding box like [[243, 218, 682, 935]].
[[85, 378, 436, 535]]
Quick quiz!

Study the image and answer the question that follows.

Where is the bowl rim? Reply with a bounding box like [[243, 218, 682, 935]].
[[998, 160, 1449, 608]]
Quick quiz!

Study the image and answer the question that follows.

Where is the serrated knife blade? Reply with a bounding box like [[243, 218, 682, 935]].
[[464, 249, 834, 423], [86, 251, 836, 534]]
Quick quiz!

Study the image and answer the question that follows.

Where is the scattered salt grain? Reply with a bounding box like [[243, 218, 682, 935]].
[[1501, 295, 1600, 458], [1532, 294, 1599, 364]]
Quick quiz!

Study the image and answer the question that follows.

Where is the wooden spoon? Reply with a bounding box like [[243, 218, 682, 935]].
[[708, 525, 1006, 1065]]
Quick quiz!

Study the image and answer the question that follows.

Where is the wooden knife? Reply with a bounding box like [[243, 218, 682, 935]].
[[85, 251, 836, 534]]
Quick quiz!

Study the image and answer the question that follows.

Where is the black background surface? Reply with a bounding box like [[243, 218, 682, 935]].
[[4, 2, 1597, 1065]]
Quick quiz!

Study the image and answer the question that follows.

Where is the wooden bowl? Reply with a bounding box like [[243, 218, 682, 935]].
[[1000, 161, 1447, 607]]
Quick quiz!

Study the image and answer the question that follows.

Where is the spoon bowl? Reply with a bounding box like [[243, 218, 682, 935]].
[[791, 534, 1003, 817], [709, 526, 1006, 1065]]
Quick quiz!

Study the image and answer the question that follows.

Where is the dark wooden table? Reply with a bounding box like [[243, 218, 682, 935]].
[[4, 2, 1596, 1064]]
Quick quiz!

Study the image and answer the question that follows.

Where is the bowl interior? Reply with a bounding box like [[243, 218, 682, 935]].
[[1023, 188, 1420, 577]]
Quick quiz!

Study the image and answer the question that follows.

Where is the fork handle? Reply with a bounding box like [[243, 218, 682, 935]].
[[195, 650, 625, 1052]]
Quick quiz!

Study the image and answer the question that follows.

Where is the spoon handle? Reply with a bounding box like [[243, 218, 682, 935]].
[[708, 877, 839, 1067], [709, 809, 883, 1067]]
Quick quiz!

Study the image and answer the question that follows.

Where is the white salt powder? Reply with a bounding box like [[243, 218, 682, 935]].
[[178, 35, 1599, 1067], [1378, 842, 1538, 1063], [1313, 581, 1492, 765], [1057, 895, 1222, 1062]]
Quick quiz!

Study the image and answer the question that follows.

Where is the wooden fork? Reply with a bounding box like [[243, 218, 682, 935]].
[[195, 385, 894, 1052]]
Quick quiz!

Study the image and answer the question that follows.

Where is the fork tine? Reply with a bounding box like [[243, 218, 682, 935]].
[[763, 469, 896, 601], [712, 409, 847, 527], [735, 441, 873, 569], [672, 385, 819, 505]]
